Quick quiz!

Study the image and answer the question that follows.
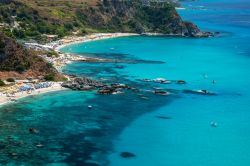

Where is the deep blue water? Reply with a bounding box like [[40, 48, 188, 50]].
[[1, 0, 250, 165]]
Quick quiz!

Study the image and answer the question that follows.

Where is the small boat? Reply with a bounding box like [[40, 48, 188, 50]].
[[88, 105, 93, 109]]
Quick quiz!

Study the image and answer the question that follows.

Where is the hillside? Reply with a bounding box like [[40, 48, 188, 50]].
[[0, 0, 202, 42], [0, 32, 64, 80]]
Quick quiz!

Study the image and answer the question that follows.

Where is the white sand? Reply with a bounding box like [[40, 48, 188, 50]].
[[0, 83, 66, 107], [53, 33, 139, 51]]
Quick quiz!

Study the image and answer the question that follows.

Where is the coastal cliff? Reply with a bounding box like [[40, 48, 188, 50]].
[[0, 0, 206, 41]]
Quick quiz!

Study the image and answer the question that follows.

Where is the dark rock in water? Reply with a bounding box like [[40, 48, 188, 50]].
[[176, 80, 187, 84], [111, 83, 129, 89], [154, 90, 169, 96], [0, 141, 6, 149], [181, 21, 218, 38], [120, 152, 136, 158], [29, 128, 39, 134], [62, 78, 132, 95], [98, 83, 130, 95], [84, 160, 100, 166], [156, 116, 172, 120], [62, 77, 104, 91], [98, 86, 116, 95]]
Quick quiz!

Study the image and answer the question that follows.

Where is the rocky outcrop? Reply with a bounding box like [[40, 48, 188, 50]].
[[61, 77, 104, 90], [62, 77, 132, 94]]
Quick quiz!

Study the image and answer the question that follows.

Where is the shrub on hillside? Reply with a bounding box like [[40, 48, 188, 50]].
[[6, 78, 15, 82], [0, 80, 5, 86], [44, 74, 55, 81], [47, 51, 59, 57]]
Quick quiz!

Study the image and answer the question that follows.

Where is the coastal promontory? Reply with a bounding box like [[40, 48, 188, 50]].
[[0, 0, 207, 42]]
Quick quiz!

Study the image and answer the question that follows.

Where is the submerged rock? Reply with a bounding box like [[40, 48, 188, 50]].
[[154, 90, 169, 96], [176, 80, 187, 84], [29, 128, 39, 134], [84, 160, 100, 166], [183, 89, 216, 96], [120, 152, 136, 158], [156, 116, 172, 120]]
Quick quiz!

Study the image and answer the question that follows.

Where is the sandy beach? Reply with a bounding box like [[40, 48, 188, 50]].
[[50, 33, 139, 51], [0, 33, 138, 107], [41, 33, 140, 71], [0, 82, 65, 107]]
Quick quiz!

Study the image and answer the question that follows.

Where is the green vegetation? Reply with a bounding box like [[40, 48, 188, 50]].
[[0, 79, 5, 86], [0, 32, 64, 81], [0, 1, 70, 40], [15, 65, 27, 73], [6, 78, 15, 82], [47, 50, 59, 58], [44, 74, 55, 81], [0, 0, 198, 42]]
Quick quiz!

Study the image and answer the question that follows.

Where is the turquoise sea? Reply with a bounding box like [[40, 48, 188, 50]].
[[1, 0, 250, 165]]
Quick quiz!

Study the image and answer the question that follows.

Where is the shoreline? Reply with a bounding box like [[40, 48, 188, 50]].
[[42, 33, 142, 71], [50, 33, 140, 51], [0, 31, 214, 107], [0, 33, 139, 107], [0, 82, 66, 107], [50, 32, 213, 52]]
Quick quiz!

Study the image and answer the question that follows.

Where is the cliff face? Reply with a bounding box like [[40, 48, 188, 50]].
[[0, 32, 63, 80], [78, 0, 201, 36], [0, 0, 203, 40]]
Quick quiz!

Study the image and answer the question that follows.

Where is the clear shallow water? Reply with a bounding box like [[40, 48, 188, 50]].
[[1, 0, 250, 165]]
